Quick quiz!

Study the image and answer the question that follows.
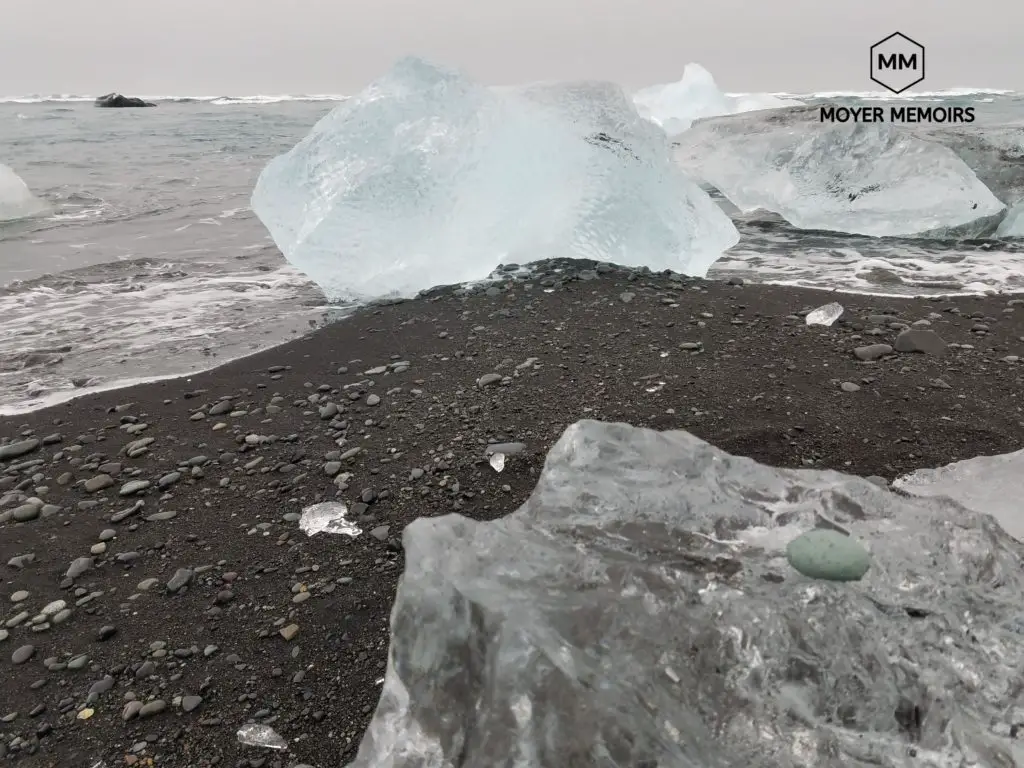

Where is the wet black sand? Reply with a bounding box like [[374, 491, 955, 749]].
[[2, 261, 1023, 767]]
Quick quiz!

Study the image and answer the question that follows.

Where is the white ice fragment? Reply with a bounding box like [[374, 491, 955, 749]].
[[237, 724, 287, 750], [251, 57, 738, 302], [489, 453, 506, 472], [299, 501, 361, 537], [0, 163, 49, 222], [805, 302, 844, 326], [633, 63, 803, 137]]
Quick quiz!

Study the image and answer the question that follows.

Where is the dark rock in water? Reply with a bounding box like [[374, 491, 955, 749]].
[[350, 419, 1024, 768], [94, 93, 156, 108]]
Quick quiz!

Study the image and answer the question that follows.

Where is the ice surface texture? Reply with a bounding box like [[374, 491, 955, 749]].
[[349, 419, 1024, 768], [633, 63, 803, 136], [251, 58, 738, 302], [675, 106, 1006, 238], [0, 163, 49, 222]]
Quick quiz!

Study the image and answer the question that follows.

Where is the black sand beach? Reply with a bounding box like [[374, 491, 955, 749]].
[[2, 260, 1024, 767]]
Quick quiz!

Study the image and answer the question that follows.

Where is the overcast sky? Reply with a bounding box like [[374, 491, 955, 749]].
[[2, 0, 1020, 96]]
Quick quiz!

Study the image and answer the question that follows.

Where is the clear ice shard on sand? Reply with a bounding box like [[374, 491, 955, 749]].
[[299, 501, 361, 537], [674, 106, 1006, 238], [236, 724, 287, 750], [632, 62, 803, 136], [805, 301, 844, 326], [0, 163, 49, 222], [251, 57, 738, 302], [348, 419, 1024, 768]]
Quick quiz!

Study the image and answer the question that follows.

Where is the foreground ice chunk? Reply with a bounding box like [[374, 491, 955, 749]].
[[633, 63, 803, 136], [252, 57, 738, 302], [675, 106, 1005, 237], [0, 164, 49, 222], [349, 419, 1024, 768], [805, 301, 843, 326], [894, 448, 1024, 539]]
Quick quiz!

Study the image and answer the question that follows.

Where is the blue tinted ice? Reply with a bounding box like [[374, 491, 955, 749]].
[[252, 58, 738, 301]]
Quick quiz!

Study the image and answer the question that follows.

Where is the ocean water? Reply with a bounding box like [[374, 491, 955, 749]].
[[1, 89, 1023, 414]]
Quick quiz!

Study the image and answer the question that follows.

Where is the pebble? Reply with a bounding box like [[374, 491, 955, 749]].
[[279, 624, 299, 641], [83, 474, 115, 493], [166, 568, 194, 593], [786, 530, 872, 582], [11, 645, 34, 665], [893, 328, 947, 355], [9, 591, 29, 603], [11, 504, 40, 522], [181, 695, 203, 713], [65, 557, 93, 580], [0, 439, 40, 460], [476, 373, 503, 388], [852, 343, 893, 361], [120, 480, 151, 496]]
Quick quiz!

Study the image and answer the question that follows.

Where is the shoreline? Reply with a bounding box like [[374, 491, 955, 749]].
[[2, 261, 1023, 766], [6, 259, 1024, 418]]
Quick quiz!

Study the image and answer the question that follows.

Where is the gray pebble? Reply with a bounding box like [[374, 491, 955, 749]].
[[83, 474, 114, 493], [166, 568, 194, 593], [11, 645, 34, 665], [852, 343, 893, 361], [0, 439, 40, 460], [66, 557, 93, 580]]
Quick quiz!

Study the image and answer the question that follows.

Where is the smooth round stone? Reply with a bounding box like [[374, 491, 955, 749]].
[[785, 529, 871, 582], [9, 591, 29, 603]]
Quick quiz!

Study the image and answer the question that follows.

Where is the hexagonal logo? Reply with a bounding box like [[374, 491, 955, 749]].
[[870, 32, 925, 94]]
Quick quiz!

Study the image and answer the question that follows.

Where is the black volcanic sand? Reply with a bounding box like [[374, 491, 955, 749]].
[[2, 259, 1024, 767]]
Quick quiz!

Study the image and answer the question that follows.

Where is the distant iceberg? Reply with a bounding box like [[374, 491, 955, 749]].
[[0, 164, 49, 222], [633, 63, 804, 136], [673, 107, 1005, 238], [251, 57, 738, 302]]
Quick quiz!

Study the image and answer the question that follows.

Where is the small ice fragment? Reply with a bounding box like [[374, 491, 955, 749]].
[[299, 501, 361, 537], [489, 453, 506, 472], [237, 724, 288, 750], [805, 302, 844, 326]]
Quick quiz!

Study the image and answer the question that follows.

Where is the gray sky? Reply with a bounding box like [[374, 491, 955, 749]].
[[2, 0, 1020, 96]]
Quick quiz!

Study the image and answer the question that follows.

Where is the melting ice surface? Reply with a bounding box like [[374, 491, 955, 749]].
[[349, 420, 1024, 768], [633, 63, 804, 136], [675, 106, 1006, 238], [251, 57, 738, 302], [0, 163, 49, 222]]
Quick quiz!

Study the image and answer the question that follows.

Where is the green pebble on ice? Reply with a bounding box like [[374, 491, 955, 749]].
[[785, 529, 871, 582]]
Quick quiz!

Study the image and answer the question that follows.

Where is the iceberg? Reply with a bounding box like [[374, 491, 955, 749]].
[[674, 106, 1005, 238], [996, 201, 1024, 237], [633, 63, 804, 137], [251, 58, 739, 302], [350, 419, 1024, 768], [0, 163, 49, 222]]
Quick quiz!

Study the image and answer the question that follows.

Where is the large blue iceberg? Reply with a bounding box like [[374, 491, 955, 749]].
[[252, 58, 739, 301]]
